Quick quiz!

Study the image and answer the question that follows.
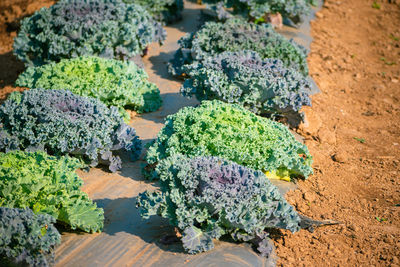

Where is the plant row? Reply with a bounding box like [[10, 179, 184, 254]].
[[1, 0, 320, 266]]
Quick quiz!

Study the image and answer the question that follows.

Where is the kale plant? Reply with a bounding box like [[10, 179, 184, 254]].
[[0, 151, 104, 233], [138, 155, 301, 257], [181, 51, 312, 126], [0, 89, 142, 172], [124, 0, 184, 24], [13, 0, 166, 66], [16, 56, 162, 121], [146, 100, 313, 181], [201, 0, 312, 22], [168, 19, 308, 77], [0, 207, 61, 267]]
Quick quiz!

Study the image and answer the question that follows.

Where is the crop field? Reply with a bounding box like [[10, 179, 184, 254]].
[[0, 0, 399, 266]]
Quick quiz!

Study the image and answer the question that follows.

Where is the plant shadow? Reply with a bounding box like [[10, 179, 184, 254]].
[[147, 51, 181, 80], [95, 197, 185, 254], [132, 92, 199, 126], [0, 51, 25, 89], [171, 4, 204, 33]]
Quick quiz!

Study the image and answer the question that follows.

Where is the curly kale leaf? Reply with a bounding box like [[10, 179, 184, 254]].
[[181, 51, 312, 126], [16, 56, 162, 120], [137, 155, 301, 256], [13, 0, 166, 67], [146, 100, 313, 181], [123, 0, 183, 24], [0, 89, 142, 172], [0, 151, 104, 233], [168, 19, 308, 77], [202, 0, 312, 22], [181, 226, 215, 254], [0, 207, 61, 267]]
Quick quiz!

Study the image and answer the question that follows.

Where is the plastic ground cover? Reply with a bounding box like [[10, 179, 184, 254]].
[[54, 1, 321, 266]]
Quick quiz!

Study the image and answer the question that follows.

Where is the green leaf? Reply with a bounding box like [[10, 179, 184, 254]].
[[353, 137, 366, 143], [58, 194, 104, 233], [40, 226, 47, 237], [0, 151, 104, 233], [372, 1, 381, 9], [375, 216, 388, 222], [390, 34, 399, 41], [181, 226, 214, 254]]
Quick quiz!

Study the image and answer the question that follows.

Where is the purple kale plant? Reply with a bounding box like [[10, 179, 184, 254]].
[[181, 51, 312, 126], [0, 207, 61, 267], [168, 19, 308, 77], [201, 0, 312, 23], [0, 89, 142, 172], [13, 0, 166, 66], [124, 0, 184, 24], [137, 155, 301, 258]]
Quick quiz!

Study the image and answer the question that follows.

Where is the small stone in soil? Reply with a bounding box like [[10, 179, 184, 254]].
[[332, 151, 349, 163]]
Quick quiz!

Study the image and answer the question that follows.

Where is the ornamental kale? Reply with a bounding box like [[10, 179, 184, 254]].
[[124, 0, 183, 24], [168, 19, 308, 77], [0, 89, 142, 172], [138, 155, 301, 257], [13, 0, 166, 67], [146, 100, 313, 181], [16, 56, 162, 121], [0, 207, 61, 267], [181, 51, 312, 126], [0, 151, 104, 233], [201, 0, 312, 22]]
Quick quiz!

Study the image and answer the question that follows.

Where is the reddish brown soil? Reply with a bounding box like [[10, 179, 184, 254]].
[[0, 0, 399, 266], [0, 0, 54, 99], [279, 1, 400, 266]]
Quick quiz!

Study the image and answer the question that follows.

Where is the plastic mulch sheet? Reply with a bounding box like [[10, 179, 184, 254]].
[[54, 1, 322, 266]]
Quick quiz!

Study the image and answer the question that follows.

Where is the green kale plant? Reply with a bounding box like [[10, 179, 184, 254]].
[[16, 56, 162, 121], [168, 19, 308, 77], [0, 207, 61, 267], [181, 51, 312, 126], [13, 0, 166, 66], [0, 89, 142, 172], [145, 100, 313, 181], [0, 151, 104, 233]]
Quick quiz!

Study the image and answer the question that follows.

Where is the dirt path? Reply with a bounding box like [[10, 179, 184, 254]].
[[279, 1, 400, 266], [0, 0, 399, 266]]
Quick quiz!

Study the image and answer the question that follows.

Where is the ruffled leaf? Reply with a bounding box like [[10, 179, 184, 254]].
[[181, 226, 214, 254], [13, 0, 166, 67], [0, 207, 61, 266], [16, 56, 162, 118], [168, 19, 308, 77], [0, 89, 142, 172], [0, 151, 104, 233]]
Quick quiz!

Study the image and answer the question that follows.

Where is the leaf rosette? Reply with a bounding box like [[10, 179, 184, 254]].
[[124, 0, 183, 24], [168, 19, 308, 77], [0, 89, 142, 172], [138, 155, 301, 257], [181, 51, 312, 126], [146, 100, 313, 181], [0, 151, 104, 233], [16, 56, 162, 121], [0, 207, 61, 267], [13, 0, 166, 66]]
